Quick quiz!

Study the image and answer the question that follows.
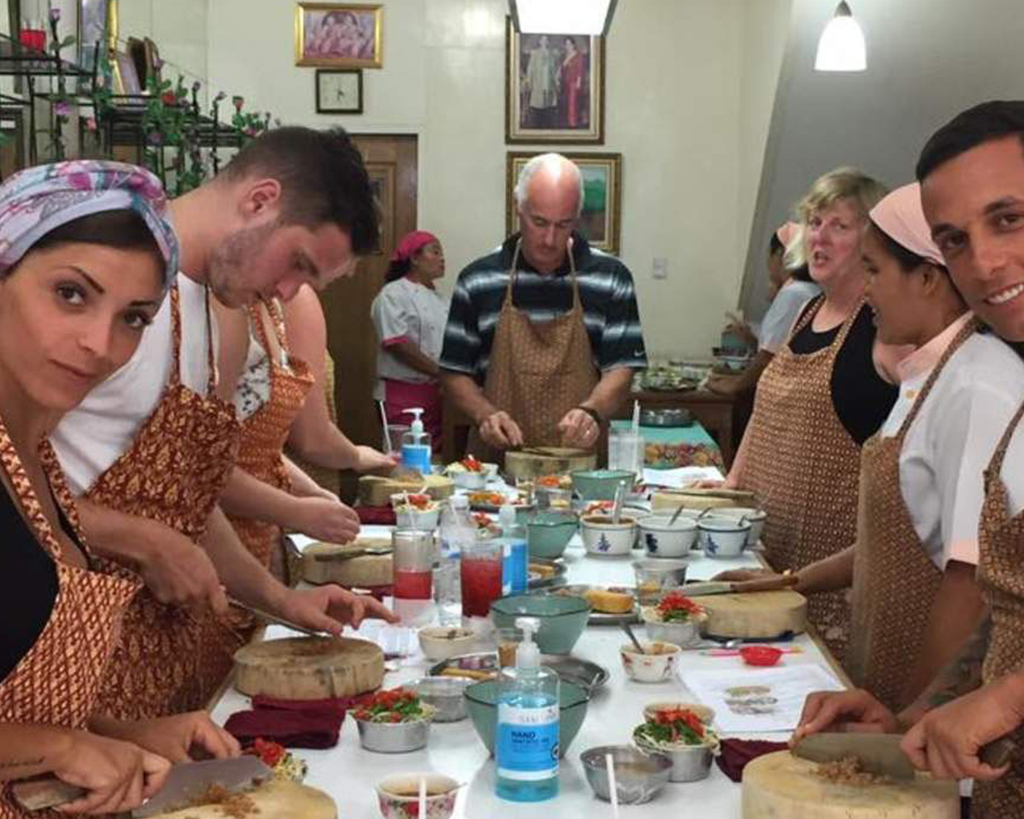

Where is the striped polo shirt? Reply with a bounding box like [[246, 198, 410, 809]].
[[440, 233, 647, 383]]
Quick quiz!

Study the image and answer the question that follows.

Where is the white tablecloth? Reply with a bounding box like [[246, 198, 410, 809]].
[[211, 526, 845, 818]]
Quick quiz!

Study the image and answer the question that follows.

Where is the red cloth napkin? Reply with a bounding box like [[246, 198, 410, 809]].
[[715, 739, 789, 782], [356, 505, 396, 525], [225, 695, 371, 749]]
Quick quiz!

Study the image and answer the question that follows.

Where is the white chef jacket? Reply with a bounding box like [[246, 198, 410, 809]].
[[370, 276, 450, 400], [880, 313, 1024, 569], [50, 272, 217, 495]]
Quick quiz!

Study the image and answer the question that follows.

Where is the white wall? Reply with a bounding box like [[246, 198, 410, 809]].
[[741, 0, 1024, 317], [205, 0, 788, 360]]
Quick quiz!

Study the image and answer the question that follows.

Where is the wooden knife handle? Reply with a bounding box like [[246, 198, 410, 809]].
[[11, 777, 86, 810], [981, 737, 1017, 768]]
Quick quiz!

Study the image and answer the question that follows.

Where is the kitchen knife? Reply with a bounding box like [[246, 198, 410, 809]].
[[228, 596, 332, 637], [11, 756, 271, 815], [132, 756, 272, 818], [792, 733, 1017, 780], [684, 575, 799, 596]]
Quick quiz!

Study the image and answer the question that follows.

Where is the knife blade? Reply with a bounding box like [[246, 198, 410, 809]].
[[132, 756, 272, 818], [11, 757, 271, 815], [228, 596, 331, 637], [792, 733, 1017, 780], [684, 575, 799, 596], [792, 733, 917, 779], [680, 581, 736, 597]]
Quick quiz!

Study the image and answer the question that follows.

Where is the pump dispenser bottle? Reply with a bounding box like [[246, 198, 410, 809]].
[[400, 407, 432, 475], [495, 617, 560, 801]]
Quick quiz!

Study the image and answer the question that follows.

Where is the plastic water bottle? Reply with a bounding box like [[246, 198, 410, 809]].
[[496, 617, 560, 802], [500, 504, 528, 595], [435, 496, 473, 626]]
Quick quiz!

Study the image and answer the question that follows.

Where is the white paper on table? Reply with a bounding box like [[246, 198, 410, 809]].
[[680, 664, 844, 733], [642, 466, 723, 488]]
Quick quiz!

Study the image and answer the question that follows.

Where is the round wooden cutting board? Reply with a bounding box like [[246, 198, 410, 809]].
[[302, 538, 393, 587], [146, 778, 336, 819], [699, 590, 807, 639], [742, 751, 958, 819], [357, 473, 454, 507], [233, 636, 384, 699], [505, 447, 597, 480]]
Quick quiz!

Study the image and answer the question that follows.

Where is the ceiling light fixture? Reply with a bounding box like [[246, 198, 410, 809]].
[[814, 1, 867, 72]]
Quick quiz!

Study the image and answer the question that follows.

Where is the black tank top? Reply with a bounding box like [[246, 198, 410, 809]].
[[0, 485, 78, 682], [788, 301, 898, 445]]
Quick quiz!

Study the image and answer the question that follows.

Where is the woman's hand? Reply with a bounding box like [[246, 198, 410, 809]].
[[286, 496, 361, 544], [356, 446, 400, 475], [790, 690, 899, 747], [90, 713, 240, 764], [52, 731, 169, 815], [277, 585, 399, 634]]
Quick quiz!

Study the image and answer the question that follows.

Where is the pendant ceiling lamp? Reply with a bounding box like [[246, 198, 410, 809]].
[[814, 1, 867, 72], [509, 0, 619, 36]]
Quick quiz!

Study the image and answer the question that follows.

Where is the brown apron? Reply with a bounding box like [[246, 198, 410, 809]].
[[742, 296, 865, 663], [204, 300, 315, 686], [88, 284, 242, 720], [467, 240, 599, 461], [846, 318, 976, 711], [971, 400, 1024, 818], [0, 429, 141, 819]]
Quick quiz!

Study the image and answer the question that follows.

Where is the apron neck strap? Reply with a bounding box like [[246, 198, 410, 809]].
[[505, 238, 579, 305]]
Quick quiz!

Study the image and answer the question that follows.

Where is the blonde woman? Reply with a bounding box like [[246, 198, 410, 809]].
[[717, 168, 909, 662]]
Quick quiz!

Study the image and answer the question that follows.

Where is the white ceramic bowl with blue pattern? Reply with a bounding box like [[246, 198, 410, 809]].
[[697, 516, 750, 558]]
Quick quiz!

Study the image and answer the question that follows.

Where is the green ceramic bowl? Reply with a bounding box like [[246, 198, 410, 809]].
[[464, 679, 590, 757], [490, 594, 591, 655], [526, 512, 579, 559], [571, 469, 637, 501]]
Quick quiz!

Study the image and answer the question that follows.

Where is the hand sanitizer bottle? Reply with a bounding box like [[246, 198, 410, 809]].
[[499, 504, 528, 595], [495, 617, 560, 802], [400, 408, 432, 475]]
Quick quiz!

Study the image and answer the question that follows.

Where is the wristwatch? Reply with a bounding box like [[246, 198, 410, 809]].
[[576, 405, 602, 426]]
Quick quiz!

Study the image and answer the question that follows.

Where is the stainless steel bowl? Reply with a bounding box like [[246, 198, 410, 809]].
[[353, 712, 433, 753], [412, 676, 470, 723], [635, 736, 714, 782], [580, 744, 672, 804]]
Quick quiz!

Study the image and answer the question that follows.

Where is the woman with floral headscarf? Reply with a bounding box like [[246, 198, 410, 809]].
[[0, 162, 238, 818]]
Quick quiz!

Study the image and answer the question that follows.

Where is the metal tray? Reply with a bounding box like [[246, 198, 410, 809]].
[[528, 557, 568, 590], [639, 407, 694, 427], [549, 584, 640, 625], [429, 651, 608, 695]]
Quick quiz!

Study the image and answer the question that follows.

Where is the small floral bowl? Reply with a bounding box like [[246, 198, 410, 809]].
[[375, 772, 461, 819], [620, 641, 681, 683]]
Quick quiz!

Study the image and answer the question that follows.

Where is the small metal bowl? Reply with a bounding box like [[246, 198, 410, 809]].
[[353, 710, 434, 754], [412, 676, 470, 723], [580, 744, 672, 804], [634, 735, 714, 782]]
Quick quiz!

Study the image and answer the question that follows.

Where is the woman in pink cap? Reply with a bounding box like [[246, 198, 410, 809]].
[[745, 184, 1024, 723], [371, 231, 449, 451]]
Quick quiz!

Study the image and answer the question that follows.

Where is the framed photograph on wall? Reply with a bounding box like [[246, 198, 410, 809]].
[[295, 3, 383, 68], [112, 50, 141, 95], [505, 151, 622, 255], [316, 69, 363, 113], [505, 17, 604, 144], [77, 0, 110, 75]]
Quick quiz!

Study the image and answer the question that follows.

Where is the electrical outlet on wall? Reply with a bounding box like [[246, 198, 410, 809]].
[[652, 257, 668, 279]]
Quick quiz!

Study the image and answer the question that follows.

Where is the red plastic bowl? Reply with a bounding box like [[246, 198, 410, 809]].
[[739, 646, 783, 667]]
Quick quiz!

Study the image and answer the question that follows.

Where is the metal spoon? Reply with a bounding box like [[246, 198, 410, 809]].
[[621, 621, 646, 654], [612, 480, 627, 524], [668, 504, 687, 526]]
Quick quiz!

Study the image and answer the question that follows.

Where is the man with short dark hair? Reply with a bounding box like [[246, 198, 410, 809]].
[[49, 126, 396, 719], [440, 153, 646, 458]]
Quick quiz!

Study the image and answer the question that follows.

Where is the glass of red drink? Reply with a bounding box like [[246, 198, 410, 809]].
[[392, 529, 434, 600], [461, 540, 503, 618]]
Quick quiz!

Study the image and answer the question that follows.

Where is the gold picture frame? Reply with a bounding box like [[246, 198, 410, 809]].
[[505, 17, 605, 144], [295, 3, 383, 68], [505, 151, 622, 255]]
